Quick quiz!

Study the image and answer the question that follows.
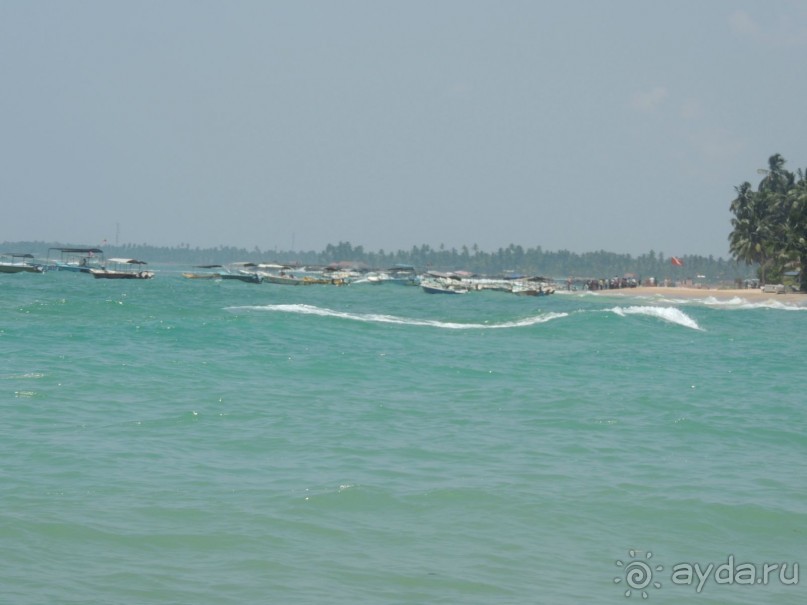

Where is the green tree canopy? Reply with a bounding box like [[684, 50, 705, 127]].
[[729, 154, 807, 291]]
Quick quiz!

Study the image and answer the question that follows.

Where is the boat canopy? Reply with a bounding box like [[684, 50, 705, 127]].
[[425, 271, 462, 280], [50, 247, 104, 254]]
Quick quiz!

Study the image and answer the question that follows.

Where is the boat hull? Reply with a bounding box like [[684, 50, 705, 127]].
[[422, 284, 469, 294], [53, 264, 95, 273], [220, 273, 262, 284], [0, 264, 43, 274], [90, 270, 155, 279]]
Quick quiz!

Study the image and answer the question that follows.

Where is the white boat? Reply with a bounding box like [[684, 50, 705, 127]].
[[260, 271, 310, 285], [509, 277, 555, 296], [90, 258, 154, 279], [386, 265, 418, 285], [420, 277, 470, 294], [0, 253, 44, 273], [351, 272, 386, 285], [510, 283, 554, 296]]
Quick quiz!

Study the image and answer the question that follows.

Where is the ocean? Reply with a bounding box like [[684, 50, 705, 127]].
[[2, 269, 805, 604]]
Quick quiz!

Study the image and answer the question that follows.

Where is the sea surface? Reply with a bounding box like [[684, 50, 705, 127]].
[[2, 269, 806, 604]]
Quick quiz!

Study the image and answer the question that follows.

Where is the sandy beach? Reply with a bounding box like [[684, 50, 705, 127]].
[[588, 285, 807, 305]]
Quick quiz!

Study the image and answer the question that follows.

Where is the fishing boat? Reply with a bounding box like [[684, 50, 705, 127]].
[[510, 276, 555, 296], [0, 253, 45, 273], [420, 277, 470, 294], [260, 271, 309, 285], [511, 284, 554, 296], [219, 262, 262, 283], [386, 264, 419, 285], [261, 272, 338, 285], [352, 272, 385, 285], [182, 265, 224, 279], [47, 247, 104, 273], [90, 258, 154, 279]]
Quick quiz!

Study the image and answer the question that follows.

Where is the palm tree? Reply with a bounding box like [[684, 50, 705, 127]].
[[729, 156, 805, 285], [757, 153, 794, 194], [783, 168, 807, 291], [729, 182, 776, 283], [730, 181, 754, 215]]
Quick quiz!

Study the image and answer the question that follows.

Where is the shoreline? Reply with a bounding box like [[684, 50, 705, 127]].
[[573, 285, 807, 304]]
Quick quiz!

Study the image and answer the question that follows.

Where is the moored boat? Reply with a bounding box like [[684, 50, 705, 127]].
[[511, 284, 554, 296], [220, 262, 262, 283], [183, 265, 223, 279], [420, 277, 470, 294], [510, 276, 555, 296], [0, 252, 45, 273], [260, 271, 309, 285], [90, 258, 154, 279], [47, 247, 104, 273], [387, 264, 418, 285]]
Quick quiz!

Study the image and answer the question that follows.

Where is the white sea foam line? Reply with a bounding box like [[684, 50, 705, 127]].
[[227, 303, 569, 330], [609, 292, 806, 311], [700, 296, 807, 311], [609, 306, 702, 330], [1, 372, 45, 380]]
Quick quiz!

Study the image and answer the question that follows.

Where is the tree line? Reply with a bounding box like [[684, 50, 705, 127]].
[[729, 153, 807, 290], [5, 239, 752, 283]]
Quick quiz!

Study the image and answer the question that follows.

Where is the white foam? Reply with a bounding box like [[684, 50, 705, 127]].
[[700, 296, 807, 311], [610, 305, 702, 330], [227, 303, 568, 330]]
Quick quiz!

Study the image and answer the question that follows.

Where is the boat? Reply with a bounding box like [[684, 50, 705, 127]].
[[219, 262, 262, 283], [352, 272, 385, 285], [260, 271, 309, 285], [511, 284, 554, 296], [386, 264, 419, 285], [182, 265, 224, 279], [261, 271, 340, 286], [420, 276, 470, 294], [255, 263, 348, 286], [510, 276, 555, 296], [46, 247, 104, 273], [0, 253, 45, 273], [351, 266, 417, 285], [90, 258, 154, 279]]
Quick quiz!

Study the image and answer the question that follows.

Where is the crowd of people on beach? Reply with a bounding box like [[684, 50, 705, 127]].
[[575, 276, 641, 291]]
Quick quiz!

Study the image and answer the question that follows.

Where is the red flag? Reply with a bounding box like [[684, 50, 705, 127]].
[[671, 256, 683, 266]]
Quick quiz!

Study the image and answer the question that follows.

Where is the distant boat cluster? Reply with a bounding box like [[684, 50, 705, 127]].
[[183, 262, 556, 295], [1, 247, 154, 280], [1, 248, 555, 295]]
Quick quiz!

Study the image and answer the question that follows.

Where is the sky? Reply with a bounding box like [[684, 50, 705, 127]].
[[1, 0, 806, 258]]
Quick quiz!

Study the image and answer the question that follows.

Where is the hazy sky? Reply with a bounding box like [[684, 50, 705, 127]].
[[2, 1, 805, 258]]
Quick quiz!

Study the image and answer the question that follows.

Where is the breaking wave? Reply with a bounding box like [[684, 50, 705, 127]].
[[227, 303, 569, 330], [609, 305, 702, 330], [699, 296, 807, 311]]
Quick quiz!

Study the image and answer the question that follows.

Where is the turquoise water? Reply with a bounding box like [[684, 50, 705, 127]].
[[2, 270, 805, 604]]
